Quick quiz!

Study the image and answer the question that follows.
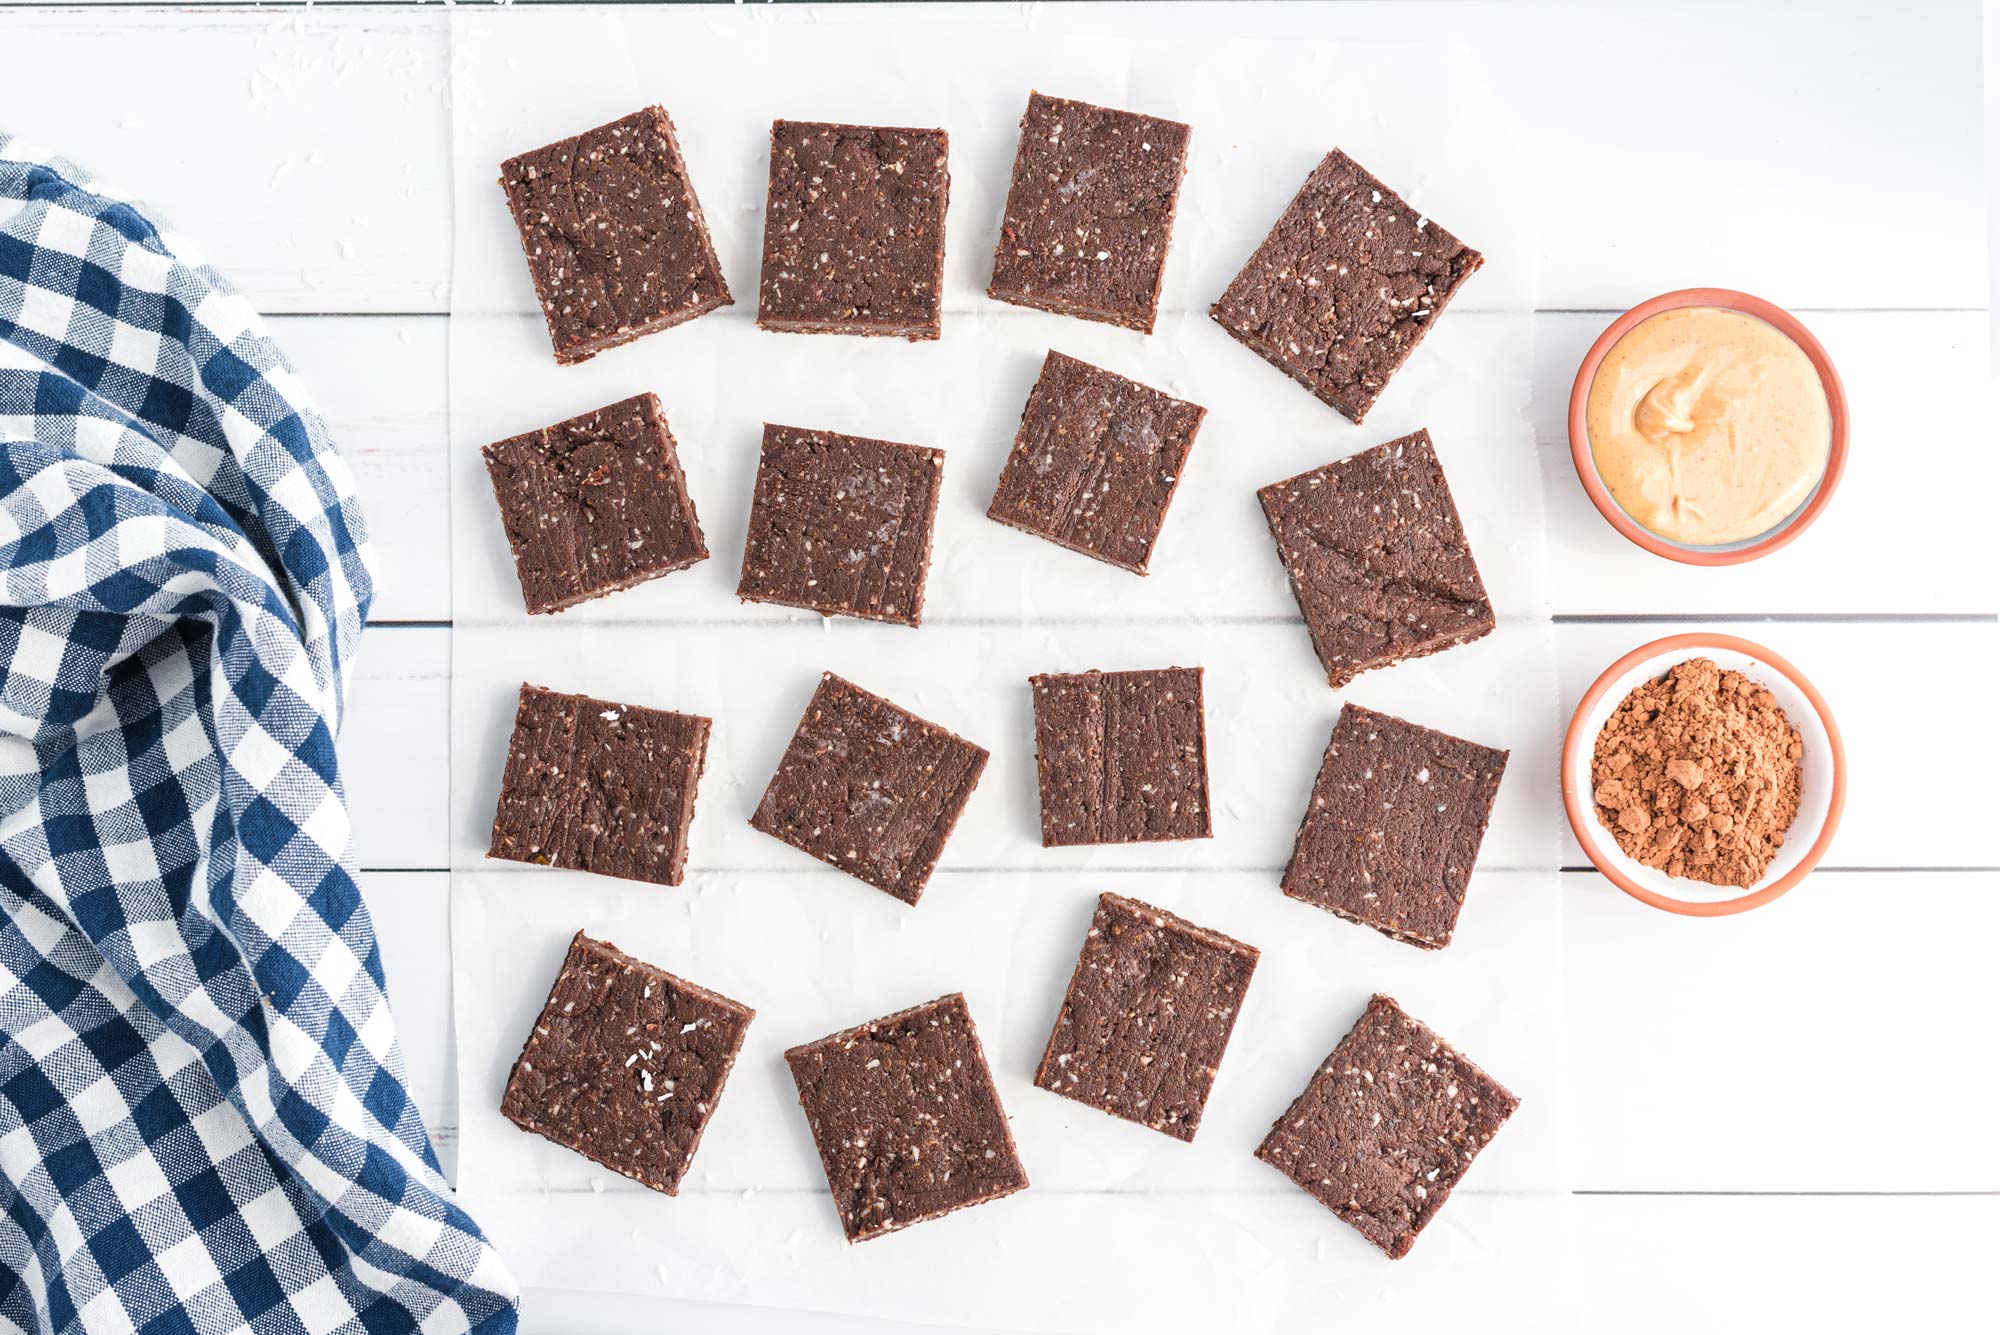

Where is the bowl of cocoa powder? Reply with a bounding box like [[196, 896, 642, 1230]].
[[1561, 633, 1846, 916]]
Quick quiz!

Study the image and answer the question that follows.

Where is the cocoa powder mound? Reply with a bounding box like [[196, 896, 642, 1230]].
[[1590, 657, 1804, 887]]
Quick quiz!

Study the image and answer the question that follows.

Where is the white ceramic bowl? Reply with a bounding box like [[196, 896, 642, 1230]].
[[1561, 633, 1846, 916]]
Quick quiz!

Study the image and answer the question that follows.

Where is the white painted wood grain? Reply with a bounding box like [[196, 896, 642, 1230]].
[[0, 8, 450, 313], [8, 3, 1992, 1329], [1556, 619, 2000, 870], [344, 626, 447, 871], [1566, 870, 2000, 1192], [361, 870, 456, 1178], [330, 618, 1998, 873], [508, 1196, 1997, 1335], [276, 316, 449, 623], [1538, 311, 1997, 614], [247, 305, 1997, 628], [3, 2, 1984, 312], [1570, 1193, 1996, 1333]]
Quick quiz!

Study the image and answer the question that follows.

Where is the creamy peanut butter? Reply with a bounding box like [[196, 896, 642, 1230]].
[[1585, 306, 1830, 546]]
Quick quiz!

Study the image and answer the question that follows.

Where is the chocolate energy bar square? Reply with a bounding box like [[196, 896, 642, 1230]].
[[501, 106, 732, 364], [1256, 994, 1518, 1257], [501, 931, 753, 1195], [1030, 667, 1211, 846], [758, 121, 950, 339], [987, 351, 1206, 573], [988, 92, 1191, 333], [482, 392, 708, 615], [1211, 148, 1482, 421], [1282, 704, 1508, 950], [1258, 429, 1493, 688], [749, 673, 987, 903], [785, 993, 1028, 1242], [487, 684, 710, 888], [737, 424, 944, 627], [1035, 892, 1258, 1141]]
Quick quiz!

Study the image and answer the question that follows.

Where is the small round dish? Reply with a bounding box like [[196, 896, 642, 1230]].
[[1567, 288, 1849, 565], [1561, 632, 1846, 917]]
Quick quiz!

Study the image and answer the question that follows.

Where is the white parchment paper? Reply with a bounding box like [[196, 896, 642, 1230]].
[[447, 6, 1563, 1330]]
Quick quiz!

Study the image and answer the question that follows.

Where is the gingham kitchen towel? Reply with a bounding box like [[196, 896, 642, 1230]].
[[0, 139, 517, 1333]]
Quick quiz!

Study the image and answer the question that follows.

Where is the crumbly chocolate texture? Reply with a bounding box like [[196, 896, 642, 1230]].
[[757, 121, 950, 339], [1259, 429, 1493, 688], [501, 106, 732, 365], [749, 673, 987, 903], [1211, 148, 1482, 422], [1034, 892, 1258, 1141], [482, 393, 708, 615], [1284, 704, 1507, 950], [1030, 668, 1210, 847], [987, 351, 1206, 573], [988, 92, 1191, 333], [737, 424, 944, 627], [501, 931, 753, 1195], [488, 684, 710, 887], [1256, 993, 1518, 1258], [785, 992, 1028, 1242]]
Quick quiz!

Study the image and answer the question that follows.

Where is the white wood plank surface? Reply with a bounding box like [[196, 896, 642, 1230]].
[[1566, 870, 2000, 1192], [276, 307, 1998, 627], [0, 9, 451, 313], [277, 316, 449, 622], [502, 1196, 2000, 1334], [9, 1, 1994, 1330], [1, 2, 1984, 312], [334, 618, 1999, 875]]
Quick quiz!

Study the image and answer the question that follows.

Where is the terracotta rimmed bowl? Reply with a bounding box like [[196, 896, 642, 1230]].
[[1561, 633, 1846, 917], [1567, 288, 1849, 565]]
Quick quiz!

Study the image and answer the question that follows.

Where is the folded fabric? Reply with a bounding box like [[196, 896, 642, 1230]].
[[0, 138, 517, 1333]]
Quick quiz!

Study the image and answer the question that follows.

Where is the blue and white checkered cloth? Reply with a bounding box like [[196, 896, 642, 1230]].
[[0, 139, 517, 1333]]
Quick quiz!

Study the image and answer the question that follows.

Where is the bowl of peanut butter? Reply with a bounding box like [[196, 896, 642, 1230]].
[[1568, 289, 1848, 564]]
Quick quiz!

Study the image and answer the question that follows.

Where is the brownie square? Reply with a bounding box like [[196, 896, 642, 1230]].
[[785, 993, 1028, 1242], [501, 931, 753, 1195], [1283, 704, 1507, 950], [1256, 993, 1519, 1257], [1211, 148, 1483, 422], [736, 424, 944, 626], [749, 673, 987, 903], [1034, 893, 1258, 1141], [987, 92, 1192, 333], [1258, 429, 1493, 688], [986, 351, 1206, 573], [757, 121, 950, 339], [501, 106, 731, 365], [488, 684, 711, 888], [482, 393, 708, 615], [1030, 667, 1210, 847]]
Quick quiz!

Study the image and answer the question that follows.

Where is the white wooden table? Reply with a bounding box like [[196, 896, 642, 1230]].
[[4, 2, 1995, 1330]]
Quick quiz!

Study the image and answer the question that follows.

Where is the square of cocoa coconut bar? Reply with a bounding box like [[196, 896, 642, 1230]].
[[757, 121, 950, 339], [749, 673, 988, 903], [1282, 703, 1507, 949], [987, 351, 1207, 573], [502, 931, 753, 1195], [488, 684, 711, 888], [1258, 429, 1493, 688], [1030, 667, 1211, 846], [1034, 892, 1259, 1142], [1256, 993, 1518, 1258], [987, 92, 1192, 333], [785, 992, 1028, 1242], [482, 393, 708, 615], [1211, 147, 1482, 422], [501, 106, 732, 365], [736, 424, 945, 627]]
